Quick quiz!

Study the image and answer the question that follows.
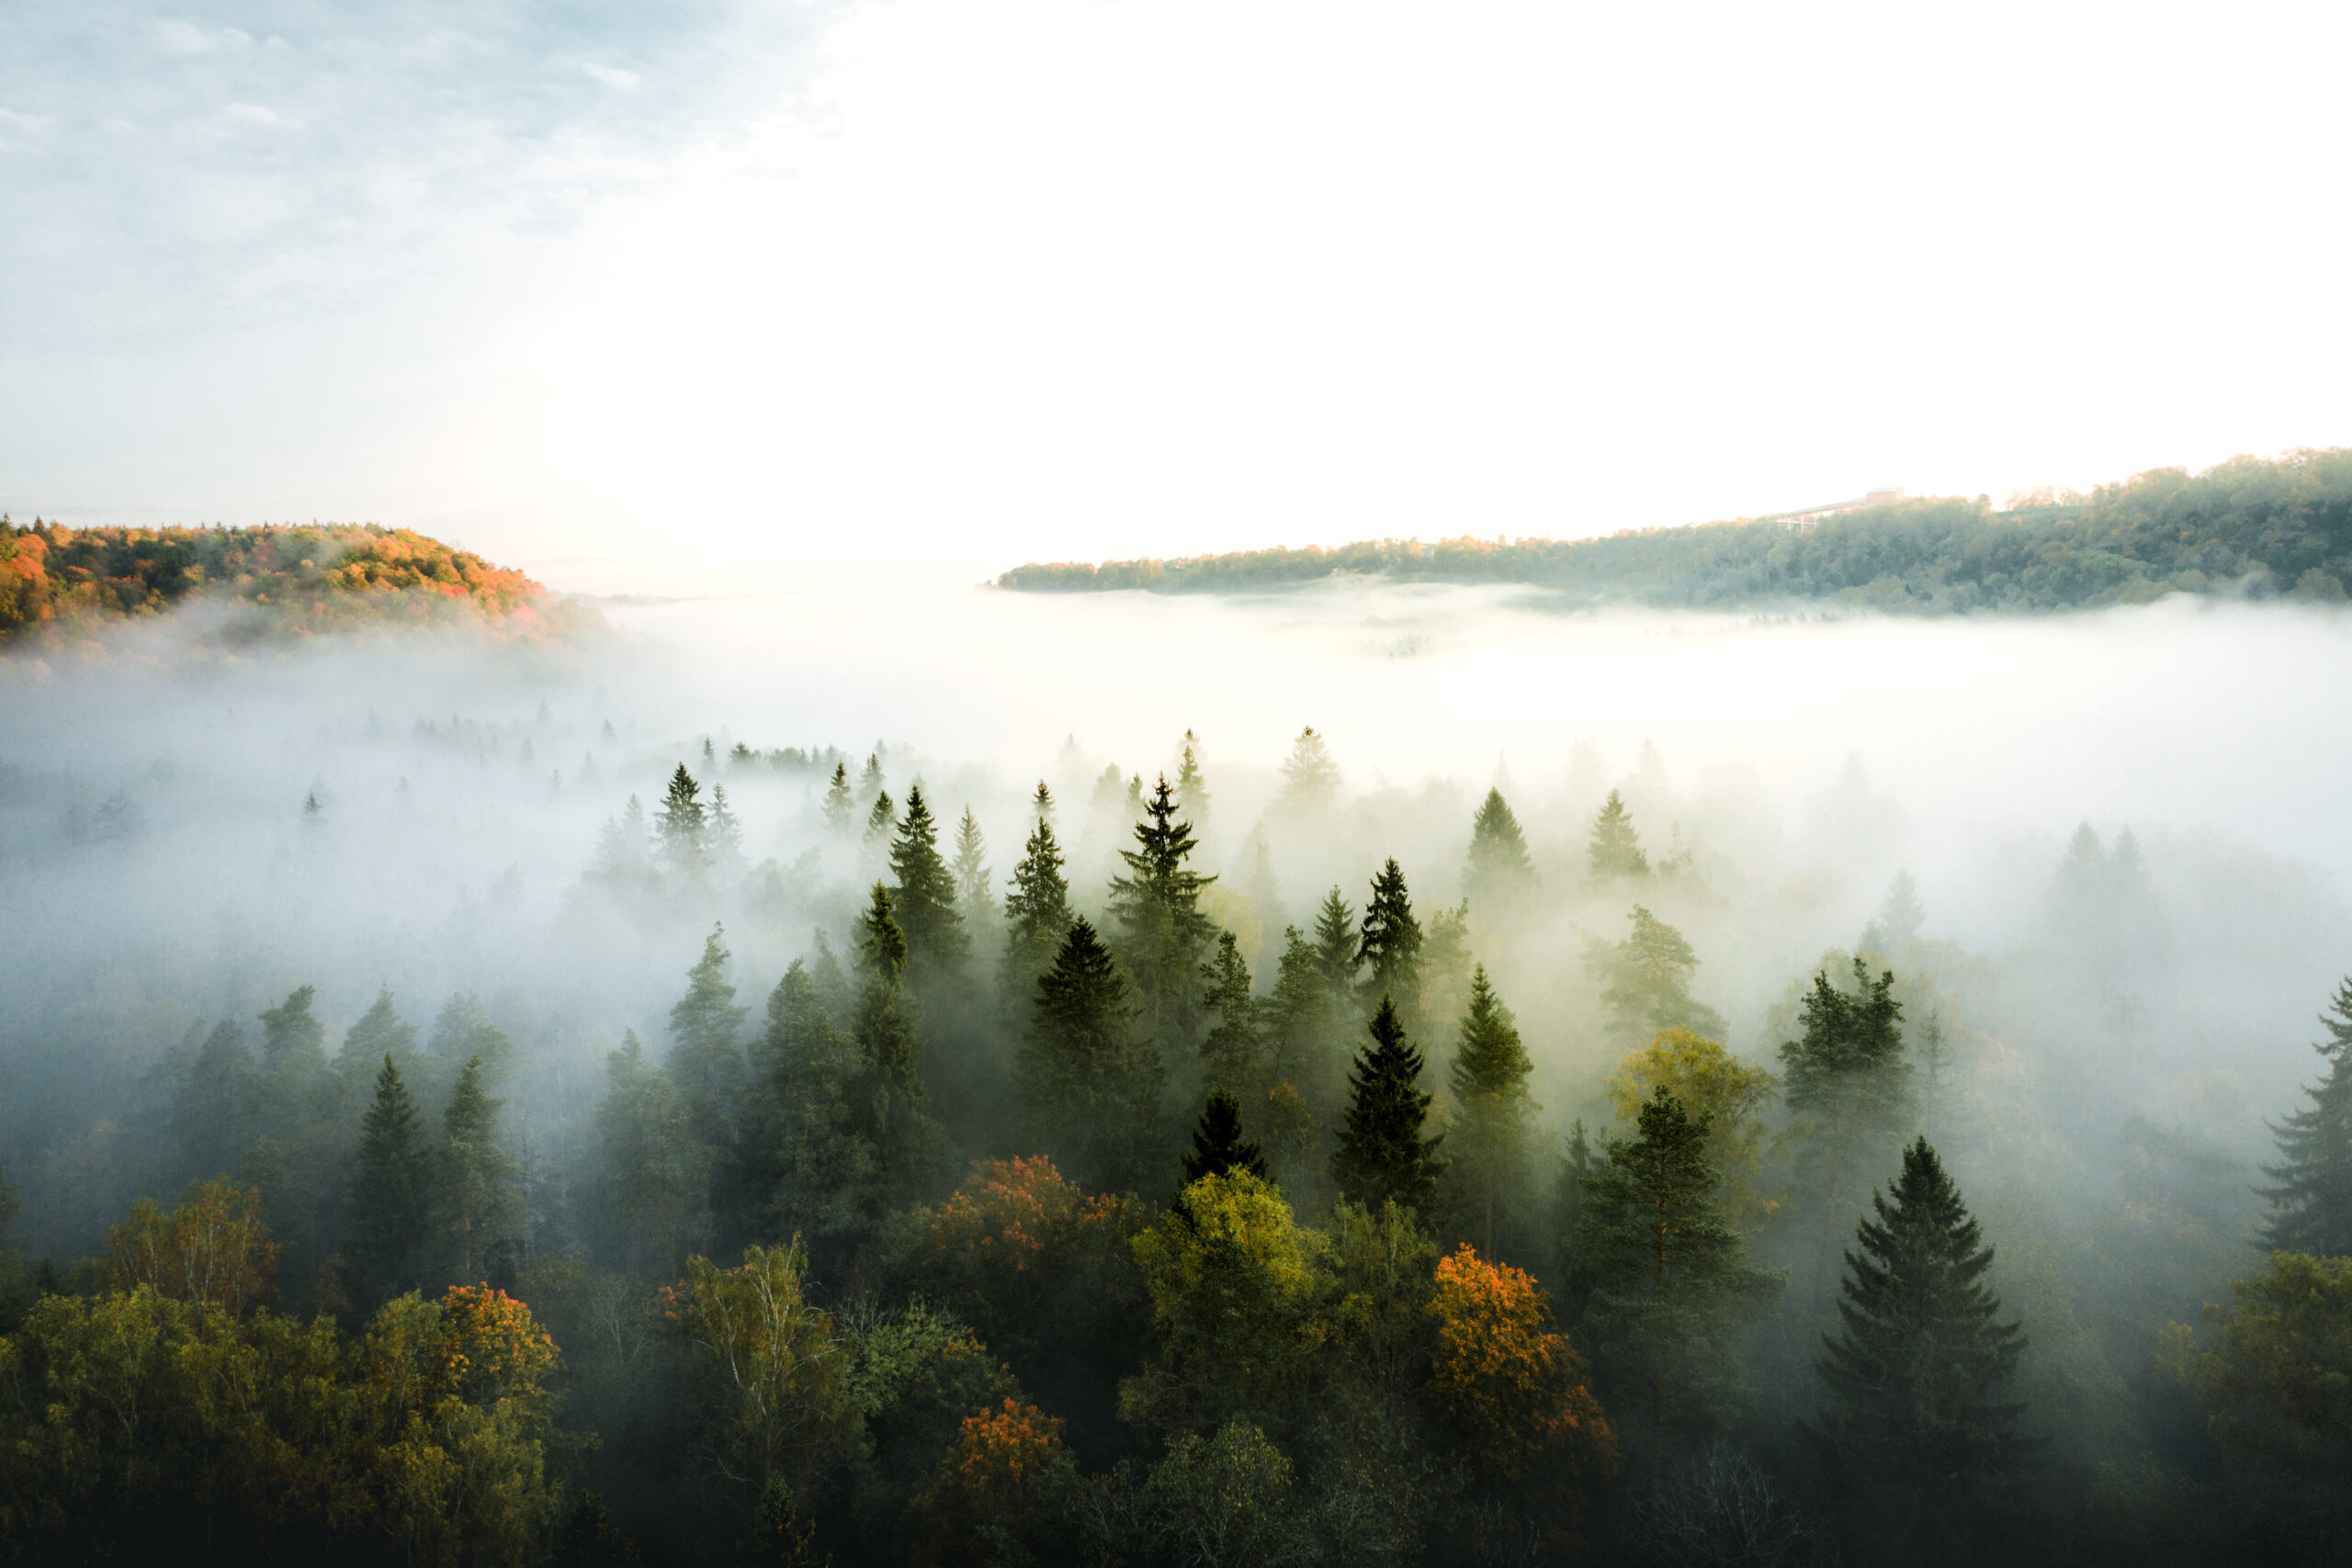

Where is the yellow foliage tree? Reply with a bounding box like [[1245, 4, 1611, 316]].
[[1606, 1028, 1780, 1228]]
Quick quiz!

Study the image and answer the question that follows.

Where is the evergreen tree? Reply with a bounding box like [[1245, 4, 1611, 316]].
[[1254, 926, 1338, 1188], [1589, 905, 1727, 1046], [1107, 774, 1218, 1048], [1781, 956, 1910, 1236], [1021, 917, 1164, 1192], [950, 806, 992, 929], [1198, 930, 1263, 1097], [1356, 860, 1423, 1020], [864, 789, 897, 846], [1331, 995, 1445, 1215], [348, 1055, 434, 1306], [1311, 887, 1361, 1017], [1464, 787, 1536, 915], [1182, 1089, 1267, 1186], [1001, 804, 1075, 1021], [888, 785, 969, 975], [596, 1030, 703, 1277], [858, 751, 886, 807], [707, 784, 744, 866], [1866, 870, 1926, 950], [1575, 1085, 1775, 1450], [1588, 789, 1649, 879], [822, 762, 855, 835], [441, 1055, 523, 1282], [1176, 729, 1212, 832], [658, 763, 708, 872], [851, 882, 947, 1211], [428, 992, 514, 1094], [1447, 966, 1534, 1258], [2260, 976, 2352, 1257], [1817, 1137, 2028, 1495], [250, 985, 333, 1274], [334, 989, 418, 1123], [668, 923, 749, 1154], [1274, 726, 1341, 817], [171, 1021, 254, 1188], [752, 960, 877, 1258]]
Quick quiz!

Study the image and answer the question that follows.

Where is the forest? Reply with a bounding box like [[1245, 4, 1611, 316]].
[[998, 448, 2352, 613], [2, 642, 2350, 1568]]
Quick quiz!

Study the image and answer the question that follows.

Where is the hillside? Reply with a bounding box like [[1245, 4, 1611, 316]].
[[999, 448, 2352, 612], [0, 520, 589, 646]]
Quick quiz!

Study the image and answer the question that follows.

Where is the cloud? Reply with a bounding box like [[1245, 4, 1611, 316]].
[[582, 62, 641, 91], [218, 101, 288, 130]]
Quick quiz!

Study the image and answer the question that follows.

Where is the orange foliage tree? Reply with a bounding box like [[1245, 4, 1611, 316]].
[[918, 1397, 1080, 1564], [107, 1177, 281, 1317], [1425, 1244, 1617, 1482]]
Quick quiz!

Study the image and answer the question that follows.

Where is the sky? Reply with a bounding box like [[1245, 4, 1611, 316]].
[[5, 0, 2350, 592]]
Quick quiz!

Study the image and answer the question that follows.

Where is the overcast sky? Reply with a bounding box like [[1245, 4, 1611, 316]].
[[5, 0, 2349, 590]]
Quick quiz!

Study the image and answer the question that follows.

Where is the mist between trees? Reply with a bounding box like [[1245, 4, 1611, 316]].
[[1, 626, 2349, 1568]]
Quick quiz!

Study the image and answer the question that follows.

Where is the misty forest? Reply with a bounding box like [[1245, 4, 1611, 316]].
[[5, 500, 2352, 1568]]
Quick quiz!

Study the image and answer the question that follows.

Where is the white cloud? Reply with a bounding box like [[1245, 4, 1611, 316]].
[[218, 101, 288, 130], [582, 62, 640, 91]]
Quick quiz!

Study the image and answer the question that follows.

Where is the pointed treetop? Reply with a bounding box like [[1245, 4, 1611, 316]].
[[1276, 726, 1341, 814], [1465, 786, 1536, 909], [1183, 1089, 1268, 1187], [1588, 788, 1649, 879], [1330, 992, 1445, 1214], [860, 882, 910, 979]]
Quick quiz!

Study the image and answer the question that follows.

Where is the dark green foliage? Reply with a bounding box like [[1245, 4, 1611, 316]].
[[595, 1030, 702, 1278], [1107, 773, 1218, 1047], [1356, 860, 1422, 1018], [851, 885, 947, 1210], [347, 1055, 434, 1306], [888, 784, 969, 976], [1780, 958, 1910, 1217], [864, 788, 896, 845], [441, 1055, 523, 1282], [1447, 966, 1533, 1258], [949, 806, 990, 925], [1176, 729, 1212, 829], [1464, 787, 1535, 913], [1588, 789, 1649, 879], [2261, 976, 2352, 1257], [821, 762, 854, 834], [1021, 917, 1163, 1192], [657, 762, 707, 872], [1331, 995, 1444, 1216], [1001, 799, 1074, 1021], [1575, 1086, 1776, 1448], [1816, 1137, 2028, 1490], [1198, 930, 1263, 1097], [750, 960, 876, 1256], [1183, 1090, 1268, 1186], [1311, 886, 1361, 1012], [667, 923, 748, 1154]]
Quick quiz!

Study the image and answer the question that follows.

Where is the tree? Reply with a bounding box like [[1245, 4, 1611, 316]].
[[1464, 788, 1536, 915], [752, 960, 878, 1259], [889, 784, 969, 976], [1199, 929, 1264, 1098], [708, 783, 744, 866], [1588, 789, 1649, 879], [1606, 1029, 1780, 1230], [1108, 774, 1218, 1048], [2164, 1250, 2352, 1492], [1589, 906, 1726, 1046], [2260, 976, 2352, 1257], [1136, 1420, 1316, 1568], [1780, 957, 1910, 1241], [1184, 1090, 1269, 1186], [1816, 1138, 2028, 1496], [850, 885, 948, 1213], [349, 1055, 435, 1307], [442, 1055, 525, 1283], [670, 922, 749, 1156], [1426, 1244, 1615, 1483], [950, 805, 992, 931], [659, 762, 709, 872], [334, 988, 418, 1122], [1021, 918, 1164, 1193], [598, 1030, 703, 1278], [1275, 726, 1341, 818], [865, 789, 897, 846], [822, 761, 855, 834], [1311, 886, 1362, 1019], [1331, 996, 1445, 1216], [106, 1177, 281, 1316], [1862, 870, 1925, 951], [1176, 728, 1213, 832], [1575, 1086, 1776, 1453], [1356, 860, 1423, 1021], [1001, 795, 1075, 1021], [1448, 967, 1535, 1258]]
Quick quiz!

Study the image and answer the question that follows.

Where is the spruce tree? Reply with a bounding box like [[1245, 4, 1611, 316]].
[[1817, 1137, 2027, 1494], [752, 960, 876, 1258], [428, 991, 515, 1092], [1311, 887, 1361, 1009], [349, 1055, 434, 1306], [172, 1021, 254, 1189], [851, 883, 945, 1211], [950, 806, 992, 929], [2260, 976, 2352, 1257], [1108, 774, 1217, 1047], [1275, 726, 1341, 817], [658, 763, 708, 872], [441, 1055, 523, 1281], [335, 988, 418, 1122], [1588, 789, 1649, 879], [707, 783, 744, 866], [865, 789, 896, 846], [1356, 859, 1423, 1019], [1198, 930, 1262, 1097], [1447, 966, 1534, 1258], [1464, 787, 1536, 915], [1330, 994, 1445, 1215], [1176, 729, 1212, 832], [1260, 927, 1341, 1114], [1781, 956, 1910, 1240], [596, 1030, 703, 1277], [858, 751, 886, 807], [668, 923, 749, 1154], [888, 785, 968, 976], [1021, 917, 1163, 1192], [822, 762, 855, 834], [1182, 1089, 1267, 1186], [1001, 803, 1075, 1019]]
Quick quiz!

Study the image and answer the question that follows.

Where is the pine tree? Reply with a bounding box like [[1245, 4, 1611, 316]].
[[597, 1030, 703, 1277], [442, 1055, 524, 1281], [1464, 787, 1535, 915], [865, 789, 897, 845], [1575, 1085, 1775, 1450], [1447, 966, 1534, 1258], [1108, 774, 1218, 1047], [951, 807, 992, 929], [1588, 789, 1649, 879], [658, 763, 709, 872], [1356, 860, 1422, 1020], [1781, 957, 1910, 1236], [822, 762, 855, 835], [669, 923, 749, 1154], [1001, 805, 1075, 1020], [851, 883, 946, 1210], [335, 989, 418, 1123], [1256, 926, 1339, 1186], [888, 785, 969, 975], [708, 784, 744, 866], [1589, 906, 1727, 1045], [1275, 726, 1341, 817], [858, 751, 886, 807], [1021, 917, 1164, 1192], [1176, 729, 1212, 833], [1331, 995, 1445, 1215], [428, 992, 515, 1093], [172, 1021, 254, 1188], [1198, 930, 1263, 1097], [751, 960, 877, 1258], [349, 1055, 434, 1306], [1182, 1089, 1267, 1186], [2260, 976, 2352, 1257], [1817, 1137, 2027, 1495]]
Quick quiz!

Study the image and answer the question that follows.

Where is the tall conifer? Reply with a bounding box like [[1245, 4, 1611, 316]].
[[1002, 801, 1074, 1019], [1182, 1089, 1267, 1186], [658, 763, 708, 872], [822, 762, 855, 834], [1331, 995, 1445, 1215], [1464, 787, 1536, 914], [1447, 966, 1534, 1258], [1021, 917, 1162, 1192], [1197, 930, 1262, 1097], [1108, 774, 1217, 1047], [2260, 976, 2352, 1256], [1356, 860, 1423, 1018], [668, 923, 748, 1154], [348, 1055, 434, 1306], [1588, 789, 1649, 879], [441, 1055, 523, 1281], [888, 784, 968, 975]]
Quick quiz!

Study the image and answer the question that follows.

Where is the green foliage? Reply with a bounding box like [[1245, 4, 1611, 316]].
[[1137, 1420, 1316, 1568], [668, 923, 749, 1151], [1184, 1090, 1269, 1187], [1356, 860, 1422, 1021], [890, 785, 970, 976], [658, 764, 709, 874], [1588, 789, 1649, 879], [822, 762, 855, 835], [1001, 795, 1074, 1023], [751, 961, 881, 1258], [2260, 976, 2352, 1257], [1446, 967, 1535, 1259], [350, 1054, 435, 1310], [1198, 929, 1265, 1098], [441, 1057, 524, 1283], [595, 1031, 704, 1280], [1330, 996, 1445, 1218], [1020, 918, 1164, 1192], [1464, 788, 1535, 915], [1588, 905, 1726, 1048], [1274, 728, 1340, 818], [1780, 957, 1911, 1222], [2164, 1250, 2352, 1489], [1107, 773, 1218, 1050]]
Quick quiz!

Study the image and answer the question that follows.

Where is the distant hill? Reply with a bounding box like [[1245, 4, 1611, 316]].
[[999, 449, 2352, 613], [0, 520, 594, 647]]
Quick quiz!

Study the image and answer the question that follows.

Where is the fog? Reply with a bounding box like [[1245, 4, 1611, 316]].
[[3, 581, 2347, 1558]]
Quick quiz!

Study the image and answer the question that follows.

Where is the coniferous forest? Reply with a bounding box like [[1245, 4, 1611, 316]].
[[2, 610, 2350, 1568]]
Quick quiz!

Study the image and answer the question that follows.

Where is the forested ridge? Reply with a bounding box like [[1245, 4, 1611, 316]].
[[1000, 448, 2352, 612], [0, 518, 580, 644], [3, 709, 2350, 1568]]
